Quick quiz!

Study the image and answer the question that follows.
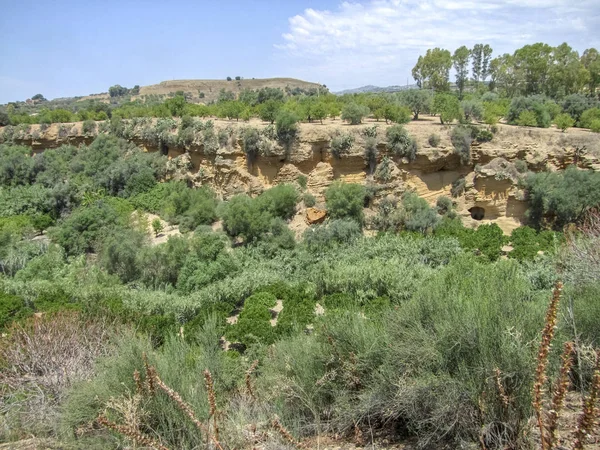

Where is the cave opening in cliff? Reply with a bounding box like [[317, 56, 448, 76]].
[[469, 206, 485, 220], [160, 143, 168, 156]]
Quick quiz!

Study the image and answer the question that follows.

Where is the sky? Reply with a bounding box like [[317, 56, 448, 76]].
[[0, 0, 598, 103]]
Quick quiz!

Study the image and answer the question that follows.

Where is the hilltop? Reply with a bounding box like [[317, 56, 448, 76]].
[[81, 77, 326, 104]]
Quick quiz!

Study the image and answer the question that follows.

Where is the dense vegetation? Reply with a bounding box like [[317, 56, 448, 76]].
[[0, 128, 599, 449], [2, 42, 599, 142]]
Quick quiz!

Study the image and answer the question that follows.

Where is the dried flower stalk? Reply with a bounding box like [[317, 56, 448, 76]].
[[97, 415, 170, 450]]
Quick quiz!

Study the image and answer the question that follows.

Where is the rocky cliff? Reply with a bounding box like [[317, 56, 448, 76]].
[[4, 116, 599, 234]]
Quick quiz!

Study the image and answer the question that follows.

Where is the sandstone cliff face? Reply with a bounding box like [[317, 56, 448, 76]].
[[3, 117, 599, 234]]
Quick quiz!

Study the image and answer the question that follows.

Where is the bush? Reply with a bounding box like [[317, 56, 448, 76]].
[[242, 127, 260, 166], [579, 108, 600, 129], [303, 192, 316, 207], [325, 182, 366, 225], [553, 113, 575, 132], [562, 94, 597, 122], [514, 159, 528, 173], [82, 120, 96, 135], [450, 126, 472, 164], [433, 93, 460, 124], [460, 99, 484, 122], [399, 89, 432, 120], [219, 194, 271, 243], [303, 219, 361, 252], [476, 129, 493, 142], [227, 292, 277, 346], [341, 103, 370, 125], [255, 184, 299, 220], [401, 191, 439, 233], [591, 119, 600, 133], [436, 196, 453, 215], [386, 125, 417, 160], [524, 166, 600, 229], [428, 133, 440, 147], [330, 133, 354, 159], [275, 111, 298, 147], [517, 110, 538, 127]]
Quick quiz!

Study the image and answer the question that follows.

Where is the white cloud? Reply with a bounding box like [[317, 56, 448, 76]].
[[275, 0, 600, 90]]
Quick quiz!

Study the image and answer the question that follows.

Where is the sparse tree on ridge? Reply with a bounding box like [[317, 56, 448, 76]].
[[412, 48, 452, 91], [453, 46, 471, 99], [471, 44, 493, 84]]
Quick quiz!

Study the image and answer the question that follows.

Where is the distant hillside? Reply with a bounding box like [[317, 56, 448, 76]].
[[81, 78, 326, 104], [335, 84, 418, 95]]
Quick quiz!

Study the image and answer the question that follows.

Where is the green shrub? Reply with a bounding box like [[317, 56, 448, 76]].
[[433, 93, 460, 124], [428, 133, 441, 147], [242, 127, 260, 166], [514, 159, 528, 173], [219, 195, 271, 243], [330, 133, 354, 159], [579, 108, 600, 128], [303, 219, 361, 253], [0, 292, 30, 329], [450, 126, 472, 164], [436, 196, 453, 215], [303, 192, 316, 207], [524, 166, 600, 229], [509, 226, 560, 261], [401, 192, 439, 233], [325, 182, 366, 225], [476, 129, 493, 142], [553, 113, 575, 132], [341, 103, 370, 125], [517, 110, 538, 127], [227, 292, 277, 346], [386, 125, 417, 160], [591, 119, 600, 133], [460, 99, 484, 122], [256, 184, 299, 220], [275, 111, 298, 147], [297, 174, 307, 189]]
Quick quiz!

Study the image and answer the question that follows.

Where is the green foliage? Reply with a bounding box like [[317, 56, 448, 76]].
[[591, 119, 600, 133], [401, 191, 440, 233], [227, 292, 277, 346], [255, 184, 298, 220], [151, 218, 163, 237], [399, 89, 432, 120], [325, 182, 366, 225], [579, 108, 600, 128], [509, 226, 561, 261], [330, 133, 354, 159], [460, 99, 484, 122], [553, 113, 575, 131], [275, 110, 298, 147], [517, 110, 538, 127], [81, 119, 96, 135], [476, 128, 493, 142], [303, 192, 316, 207], [412, 47, 452, 91], [450, 126, 473, 163], [524, 166, 600, 229], [341, 103, 370, 125], [160, 184, 218, 232], [0, 292, 30, 330], [386, 125, 417, 160], [428, 133, 441, 147], [433, 93, 460, 124], [242, 127, 260, 165], [297, 174, 307, 190], [303, 219, 361, 253]]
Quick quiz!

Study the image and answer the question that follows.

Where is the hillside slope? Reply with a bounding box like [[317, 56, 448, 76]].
[[6, 116, 599, 234], [82, 77, 325, 104]]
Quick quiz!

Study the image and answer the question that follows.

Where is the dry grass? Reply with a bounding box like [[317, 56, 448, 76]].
[[0, 312, 113, 440]]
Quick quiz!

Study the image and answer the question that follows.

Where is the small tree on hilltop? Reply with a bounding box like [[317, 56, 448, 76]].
[[152, 218, 164, 237], [433, 93, 460, 124], [553, 113, 575, 132], [341, 103, 370, 125]]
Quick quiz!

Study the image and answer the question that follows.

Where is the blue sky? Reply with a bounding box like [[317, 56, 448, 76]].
[[0, 0, 598, 103]]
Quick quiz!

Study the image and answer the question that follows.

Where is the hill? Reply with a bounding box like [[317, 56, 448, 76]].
[[335, 84, 418, 95], [82, 77, 326, 104]]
